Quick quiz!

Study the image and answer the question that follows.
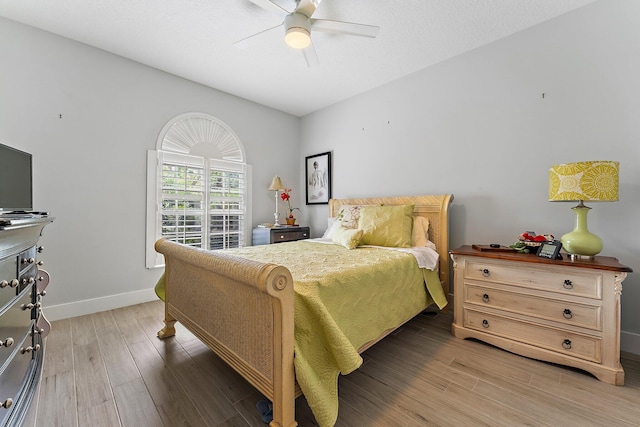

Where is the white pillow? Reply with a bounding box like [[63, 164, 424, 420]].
[[322, 217, 341, 240]]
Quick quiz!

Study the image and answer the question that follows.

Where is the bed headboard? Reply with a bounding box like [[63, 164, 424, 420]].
[[328, 194, 454, 299]]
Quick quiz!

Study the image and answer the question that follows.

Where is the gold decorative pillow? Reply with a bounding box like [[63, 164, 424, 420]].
[[332, 225, 364, 250], [358, 205, 414, 248], [411, 216, 430, 247]]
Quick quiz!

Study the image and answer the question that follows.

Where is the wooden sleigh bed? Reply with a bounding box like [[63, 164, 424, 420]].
[[155, 194, 453, 427]]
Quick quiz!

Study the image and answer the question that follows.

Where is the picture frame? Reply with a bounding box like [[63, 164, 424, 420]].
[[305, 151, 332, 205], [536, 240, 563, 259]]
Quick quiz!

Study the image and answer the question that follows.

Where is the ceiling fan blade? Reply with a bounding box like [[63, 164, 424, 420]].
[[295, 0, 322, 18], [234, 24, 282, 49], [311, 19, 380, 38], [302, 42, 319, 68], [245, 0, 289, 16]]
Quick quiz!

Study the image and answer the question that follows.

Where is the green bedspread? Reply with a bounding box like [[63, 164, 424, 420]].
[[224, 240, 447, 427]]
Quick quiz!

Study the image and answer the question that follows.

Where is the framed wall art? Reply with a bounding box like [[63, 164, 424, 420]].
[[305, 151, 331, 205]]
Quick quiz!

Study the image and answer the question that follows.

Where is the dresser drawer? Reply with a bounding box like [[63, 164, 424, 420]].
[[253, 227, 310, 245], [464, 309, 602, 363], [0, 255, 18, 311], [465, 284, 602, 331], [0, 332, 33, 426], [0, 289, 34, 368], [272, 229, 308, 243], [465, 259, 602, 299]]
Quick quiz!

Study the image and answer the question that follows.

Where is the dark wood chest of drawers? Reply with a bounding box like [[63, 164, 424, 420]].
[[252, 226, 310, 245]]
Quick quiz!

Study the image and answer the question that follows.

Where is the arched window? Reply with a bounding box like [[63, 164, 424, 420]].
[[146, 113, 251, 268]]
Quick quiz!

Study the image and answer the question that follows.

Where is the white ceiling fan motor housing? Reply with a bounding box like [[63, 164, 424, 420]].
[[284, 13, 311, 49]]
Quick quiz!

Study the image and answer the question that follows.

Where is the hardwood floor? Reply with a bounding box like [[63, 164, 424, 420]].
[[22, 300, 640, 426]]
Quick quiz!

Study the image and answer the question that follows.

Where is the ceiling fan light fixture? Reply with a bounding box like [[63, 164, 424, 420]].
[[285, 27, 311, 49]]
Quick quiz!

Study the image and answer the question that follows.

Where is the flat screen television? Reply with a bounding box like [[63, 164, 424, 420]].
[[0, 143, 33, 212]]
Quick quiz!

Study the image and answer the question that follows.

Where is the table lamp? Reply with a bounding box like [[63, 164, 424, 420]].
[[268, 175, 285, 226], [548, 161, 619, 259]]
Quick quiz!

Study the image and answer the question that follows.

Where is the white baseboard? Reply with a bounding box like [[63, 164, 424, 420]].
[[621, 330, 640, 357], [44, 288, 158, 322]]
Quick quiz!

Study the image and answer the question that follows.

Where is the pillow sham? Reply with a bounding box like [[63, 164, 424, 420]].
[[332, 225, 364, 250], [335, 204, 377, 229], [358, 204, 414, 248], [411, 216, 430, 247]]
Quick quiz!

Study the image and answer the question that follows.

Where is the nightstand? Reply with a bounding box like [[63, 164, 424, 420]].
[[450, 245, 632, 385], [253, 226, 310, 245]]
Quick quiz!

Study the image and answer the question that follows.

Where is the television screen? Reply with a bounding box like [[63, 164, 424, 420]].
[[0, 143, 33, 212]]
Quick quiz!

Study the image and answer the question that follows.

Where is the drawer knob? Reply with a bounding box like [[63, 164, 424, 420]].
[[0, 279, 19, 288], [562, 339, 572, 350], [482, 268, 490, 277], [20, 344, 41, 354], [21, 302, 41, 311], [563, 279, 573, 289], [0, 338, 14, 348], [482, 293, 490, 303], [562, 308, 573, 319], [482, 319, 490, 328], [0, 398, 12, 409]]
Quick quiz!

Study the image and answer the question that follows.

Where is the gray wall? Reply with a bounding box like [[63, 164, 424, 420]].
[[300, 0, 640, 352], [0, 17, 301, 315]]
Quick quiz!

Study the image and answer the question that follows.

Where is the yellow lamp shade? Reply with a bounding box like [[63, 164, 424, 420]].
[[549, 161, 619, 202], [548, 160, 619, 259]]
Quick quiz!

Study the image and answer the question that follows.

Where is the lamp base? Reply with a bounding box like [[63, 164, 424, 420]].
[[560, 204, 602, 259], [567, 253, 596, 261]]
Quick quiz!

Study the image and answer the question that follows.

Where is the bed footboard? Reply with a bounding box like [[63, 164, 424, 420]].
[[155, 239, 297, 427]]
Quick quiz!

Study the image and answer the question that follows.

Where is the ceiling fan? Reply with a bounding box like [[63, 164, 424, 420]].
[[235, 0, 380, 67]]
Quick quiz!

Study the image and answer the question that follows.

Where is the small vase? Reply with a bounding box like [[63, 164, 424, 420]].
[[286, 217, 296, 226]]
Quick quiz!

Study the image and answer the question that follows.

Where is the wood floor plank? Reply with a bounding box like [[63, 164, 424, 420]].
[[530, 371, 640, 425], [344, 364, 486, 426], [77, 400, 121, 427], [73, 343, 115, 413], [473, 377, 633, 426], [181, 338, 257, 404], [365, 333, 478, 390], [337, 374, 411, 426], [442, 382, 543, 427], [70, 315, 97, 347], [36, 370, 78, 427], [128, 338, 212, 427], [112, 377, 164, 427], [91, 309, 116, 333], [43, 319, 74, 376]]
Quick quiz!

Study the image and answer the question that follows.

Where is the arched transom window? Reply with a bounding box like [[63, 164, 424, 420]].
[[146, 113, 251, 268]]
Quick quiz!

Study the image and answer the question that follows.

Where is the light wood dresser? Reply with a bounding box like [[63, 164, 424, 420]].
[[450, 245, 632, 385]]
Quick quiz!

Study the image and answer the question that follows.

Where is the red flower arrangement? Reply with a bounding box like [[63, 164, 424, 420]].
[[280, 188, 301, 217]]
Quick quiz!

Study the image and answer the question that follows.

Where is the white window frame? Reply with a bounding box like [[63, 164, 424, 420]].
[[146, 113, 252, 269]]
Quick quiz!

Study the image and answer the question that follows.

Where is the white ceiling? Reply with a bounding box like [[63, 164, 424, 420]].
[[0, 0, 596, 117]]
